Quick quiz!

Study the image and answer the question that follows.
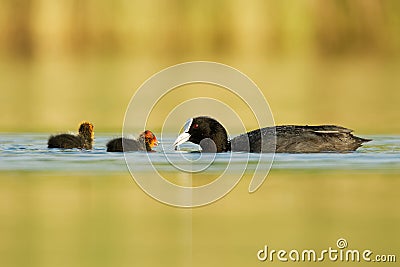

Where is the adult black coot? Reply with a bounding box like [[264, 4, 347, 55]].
[[173, 116, 371, 153], [48, 121, 94, 149], [106, 130, 158, 152]]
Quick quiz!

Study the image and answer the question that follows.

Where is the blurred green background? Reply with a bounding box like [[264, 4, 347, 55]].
[[1, 1, 400, 267], [1, 0, 400, 133]]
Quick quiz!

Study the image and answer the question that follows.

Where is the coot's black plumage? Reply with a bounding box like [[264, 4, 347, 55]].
[[173, 117, 371, 153], [106, 130, 158, 152], [48, 121, 94, 149]]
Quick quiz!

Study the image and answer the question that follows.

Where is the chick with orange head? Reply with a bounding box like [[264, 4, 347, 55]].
[[106, 130, 158, 152]]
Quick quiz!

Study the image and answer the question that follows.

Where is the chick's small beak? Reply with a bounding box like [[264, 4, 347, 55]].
[[173, 132, 191, 147], [153, 137, 158, 146]]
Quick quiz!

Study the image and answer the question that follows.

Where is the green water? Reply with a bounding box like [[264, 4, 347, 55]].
[[0, 171, 398, 267], [0, 134, 399, 266]]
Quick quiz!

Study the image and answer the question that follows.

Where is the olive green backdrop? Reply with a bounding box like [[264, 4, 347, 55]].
[[1, 0, 399, 133], [0, 2, 399, 267]]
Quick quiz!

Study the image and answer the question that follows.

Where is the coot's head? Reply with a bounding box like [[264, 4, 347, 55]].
[[173, 116, 229, 152], [78, 121, 94, 140], [140, 130, 158, 151]]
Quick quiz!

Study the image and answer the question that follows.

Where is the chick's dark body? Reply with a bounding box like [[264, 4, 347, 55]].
[[106, 137, 147, 152], [48, 134, 87, 149]]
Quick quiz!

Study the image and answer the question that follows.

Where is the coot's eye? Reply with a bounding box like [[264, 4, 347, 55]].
[[193, 123, 199, 129]]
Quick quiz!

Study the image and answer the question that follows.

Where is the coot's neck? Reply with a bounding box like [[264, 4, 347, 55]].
[[226, 140, 232, 152], [145, 143, 151, 151], [137, 135, 149, 151], [201, 124, 230, 153], [79, 131, 93, 149]]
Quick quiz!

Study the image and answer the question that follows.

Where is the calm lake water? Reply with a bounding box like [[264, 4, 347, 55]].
[[1, 133, 399, 267], [1, 133, 399, 173]]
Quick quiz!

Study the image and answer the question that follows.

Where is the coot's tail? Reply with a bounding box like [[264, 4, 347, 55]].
[[352, 135, 372, 145], [357, 136, 372, 143], [347, 134, 371, 152]]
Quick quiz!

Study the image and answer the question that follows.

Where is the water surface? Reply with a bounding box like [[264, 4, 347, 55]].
[[1, 134, 399, 267], [1, 133, 399, 173]]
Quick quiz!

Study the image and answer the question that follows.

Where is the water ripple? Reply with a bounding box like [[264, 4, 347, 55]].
[[0, 133, 399, 173]]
